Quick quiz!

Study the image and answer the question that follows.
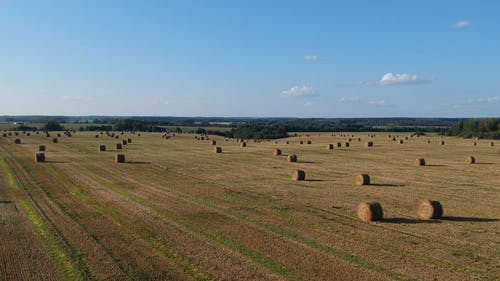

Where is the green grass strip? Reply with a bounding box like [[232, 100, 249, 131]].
[[0, 158, 85, 281]]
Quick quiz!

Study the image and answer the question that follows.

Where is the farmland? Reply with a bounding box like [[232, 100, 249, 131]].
[[0, 131, 499, 281]]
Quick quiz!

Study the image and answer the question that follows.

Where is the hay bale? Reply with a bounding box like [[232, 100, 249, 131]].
[[357, 202, 383, 222], [99, 145, 106, 152], [326, 144, 334, 150], [392, 137, 396, 141], [489, 142, 494, 146], [291, 169, 305, 181], [57, 133, 61, 137], [355, 174, 370, 186], [343, 142, 350, 147], [273, 148, 282, 156], [465, 156, 475, 164], [336, 142, 342, 148], [427, 139, 431, 144], [365, 141, 373, 147], [417, 200, 443, 220], [287, 154, 297, 162], [358, 138, 361, 142], [299, 140, 304, 145], [115, 154, 125, 163], [285, 141, 289, 144], [38, 145, 46, 151], [415, 158, 426, 166], [116, 143, 122, 149], [35, 152, 45, 163], [473, 142, 477, 146], [306, 140, 312, 144], [398, 139, 404, 144], [440, 141, 445, 145], [14, 138, 21, 144], [240, 142, 247, 147], [2, 133, 6, 137], [122, 140, 128, 145], [214, 146, 222, 153], [53, 138, 58, 143], [211, 140, 217, 146], [127, 138, 132, 143]]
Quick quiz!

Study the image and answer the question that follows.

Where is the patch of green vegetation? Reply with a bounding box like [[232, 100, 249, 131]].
[[0, 158, 85, 281]]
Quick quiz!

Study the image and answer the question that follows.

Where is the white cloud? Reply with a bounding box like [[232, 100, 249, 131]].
[[280, 85, 316, 97], [338, 97, 361, 103], [466, 96, 499, 104], [303, 101, 313, 107], [367, 100, 386, 107], [61, 95, 92, 102], [379, 73, 431, 86], [452, 21, 471, 28], [304, 55, 319, 62]]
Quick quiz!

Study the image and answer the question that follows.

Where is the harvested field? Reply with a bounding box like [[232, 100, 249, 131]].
[[0, 132, 499, 281]]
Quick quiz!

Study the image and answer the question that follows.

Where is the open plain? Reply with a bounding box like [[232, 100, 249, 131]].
[[1, 131, 499, 281]]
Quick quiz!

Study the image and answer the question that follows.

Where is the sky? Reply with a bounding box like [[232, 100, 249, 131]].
[[0, 0, 499, 117]]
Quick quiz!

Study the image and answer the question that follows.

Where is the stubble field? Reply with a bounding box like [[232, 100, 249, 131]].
[[0, 131, 499, 281]]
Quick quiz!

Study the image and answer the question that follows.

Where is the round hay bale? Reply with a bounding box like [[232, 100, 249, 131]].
[[427, 139, 431, 144], [122, 140, 128, 145], [287, 154, 297, 162], [473, 142, 477, 146], [326, 144, 334, 150], [285, 141, 289, 144], [214, 146, 222, 153], [273, 148, 282, 156], [116, 143, 122, 149], [35, 152, 45, 163], [417, 200, 443, 220], [53, 138, 58, 143], [392, 137, 396, 141], [398, 139, 404, 144], [240, 142, 247, 147], [306, 140, 312, 144], [415, 158, 426, 166], [439, 141, 445, 145], [365, 141, 373, 147], [99, 145, 106, 152], [358, 138, 361, 142], [291, 169, 305, 181], [355, 174, 370, 186], [465, 156, 475, 164], [14, 138, 21, 144], [299, 140, 304, 145], [336, 142, 342, 148], [357, 202, 383, 222], [343, 142, 350, 147], [127, 138, 132, 143], [490, 142, 494, 147], [115, 154, 125, 163], [57, 133, 61, 137], [95, 134, 99, 138], [2, 133, 6, 137], [211, 140, 217, 146], [38, 145, 46, 151]]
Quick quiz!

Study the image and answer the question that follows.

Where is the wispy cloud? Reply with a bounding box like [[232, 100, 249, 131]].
[[304, 55, 319, 62], [466, 96, 499, 104], [61, 95, 92, 102], [367, 100, 386, 107], [452, 21, 471, 29], [379, 73, 432, 86], [280, 85, 316, 97], [338, 97, 361, 103]]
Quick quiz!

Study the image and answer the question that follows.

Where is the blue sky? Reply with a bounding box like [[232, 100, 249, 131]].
[[0, 0, 499, 117]]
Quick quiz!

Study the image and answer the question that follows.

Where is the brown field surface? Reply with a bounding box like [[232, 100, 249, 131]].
[[0, 131, 499, 281]]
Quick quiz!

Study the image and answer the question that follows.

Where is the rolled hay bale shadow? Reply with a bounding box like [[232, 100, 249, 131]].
[[415, 158, 426, 166], [115, 154, 125, 163], [465, 156, 475, 164], [287, 154, 297, 162], [291, 169, 305, 181], [35, 152, 45, 163], [355, 174, 370, 186], [417, 200, 443, 220], [357, 202, 383, 222]]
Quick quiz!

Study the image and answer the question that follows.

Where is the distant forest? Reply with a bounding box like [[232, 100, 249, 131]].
[[2, 116, 499, 139], [446, 118, 500, 139]]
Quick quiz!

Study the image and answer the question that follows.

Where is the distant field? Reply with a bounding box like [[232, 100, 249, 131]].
[[0, 131, 498, 280]]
